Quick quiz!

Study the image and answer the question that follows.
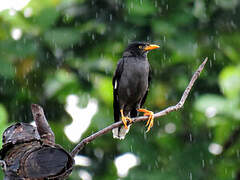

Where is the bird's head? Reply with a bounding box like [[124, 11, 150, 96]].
[[124, 42, 160, 57]]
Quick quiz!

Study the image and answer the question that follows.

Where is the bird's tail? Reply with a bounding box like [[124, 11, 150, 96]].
[[112, 125, 131, 140]]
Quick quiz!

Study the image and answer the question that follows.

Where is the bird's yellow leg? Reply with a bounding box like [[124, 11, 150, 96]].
[[137, 109, 154, 132], [120, 109, 132, 129]]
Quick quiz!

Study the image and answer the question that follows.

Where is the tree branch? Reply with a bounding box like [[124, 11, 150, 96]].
[[71, 57, 208, 157], [31, 104, 55, 143]]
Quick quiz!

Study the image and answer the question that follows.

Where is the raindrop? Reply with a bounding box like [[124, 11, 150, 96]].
[[189, 172, 192, 180], [96, 12, 98, 18], [144, 131, 147, 140], [91, 34, 95, 40], [202, 159, 205, 168], [147, 165, 151, 171], [130, 145, 133, 152], [208, 131, 212, 139], [209, 59, 212, 68], [236, 149, 239, 158], [213, 52, 216, 60], [230, 20, 237, 29], [155, 1, 157, 7], [140, 0, 143, 5], [109, 14, 113, 21], [155, 160, 159, 168], [189, 133, 192, 142], [36, 61, 40, 68]]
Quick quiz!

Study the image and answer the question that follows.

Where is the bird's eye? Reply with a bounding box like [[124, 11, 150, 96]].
[[138, 45, 142, 49]]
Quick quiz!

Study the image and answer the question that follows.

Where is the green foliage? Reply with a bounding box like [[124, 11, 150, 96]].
[[0, 0, 240, 179]]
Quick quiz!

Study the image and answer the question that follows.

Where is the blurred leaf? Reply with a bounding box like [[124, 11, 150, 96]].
[[44, 28, 82, 48], [32, 7, 60, 30], [219, 65, 240, 99], [0, 39, 38, 58], [95, 77, 113, 106], [27, 0, 61, 14], [0, 104, 8, 148], [16, 58, 34, 80], [214, 121, 235, 144], [152, 20, 176, 37], [220, 33, 240, 63], [0, 59, 15, 78], [215, 0, 239, 9], [126, 0, 156, 16], [193, 0, 208, 21], [79, 20, 106, 34], [44, 69, 78, 98], [194, 94, 240, 123]]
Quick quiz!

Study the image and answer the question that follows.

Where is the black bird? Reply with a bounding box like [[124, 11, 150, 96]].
[[112, 42, 160, 139]]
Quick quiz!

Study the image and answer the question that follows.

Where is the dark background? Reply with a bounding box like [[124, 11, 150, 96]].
[[0, 0, 240, 179]]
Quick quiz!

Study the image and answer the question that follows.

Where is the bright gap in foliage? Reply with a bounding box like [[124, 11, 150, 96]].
[[74, 155, 91, 167], [0, 0, 31, 12], [114, 152, 140, 178], [79, 170, 92, 180], [64, 94, 98, 143], [208, 143, 223, 155]]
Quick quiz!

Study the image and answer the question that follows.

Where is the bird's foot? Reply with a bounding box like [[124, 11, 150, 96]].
[[120, 109, 132, 129], [137, 109, 154, 132], [121, 116, 132, 129]]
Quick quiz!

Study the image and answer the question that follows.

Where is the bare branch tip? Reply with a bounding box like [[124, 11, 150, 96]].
[[31, 104, 43, 114], [203, 57, 208, 64]]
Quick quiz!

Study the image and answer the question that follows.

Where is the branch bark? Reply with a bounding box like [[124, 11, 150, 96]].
[[31, 104, 55, 143], [71, 57, 208, 157]]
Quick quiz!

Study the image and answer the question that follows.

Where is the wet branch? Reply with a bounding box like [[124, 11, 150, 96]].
[[70, 57, 208, 157], [31, 104, 55, 143]]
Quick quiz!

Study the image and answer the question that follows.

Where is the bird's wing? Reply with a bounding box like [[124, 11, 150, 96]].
[[140, 65, 152, 107], [113, 58, 124, 123]]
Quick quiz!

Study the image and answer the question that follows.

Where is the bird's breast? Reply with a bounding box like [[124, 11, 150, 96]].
[[118, 59, 149, 100]]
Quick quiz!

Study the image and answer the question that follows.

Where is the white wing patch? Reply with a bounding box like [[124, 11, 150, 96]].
[[114, 80, 118, 89]]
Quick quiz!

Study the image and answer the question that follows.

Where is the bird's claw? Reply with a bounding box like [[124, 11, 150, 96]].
[[120, 109, 132, 129], [137, 109, 154, 132], [121, 116, 132, 129]]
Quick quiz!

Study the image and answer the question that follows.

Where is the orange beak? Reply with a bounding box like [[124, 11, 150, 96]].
[[144, 44, 160, 51]]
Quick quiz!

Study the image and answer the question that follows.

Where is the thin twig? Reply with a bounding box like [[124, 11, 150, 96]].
[[71, 57, 208, 157]]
